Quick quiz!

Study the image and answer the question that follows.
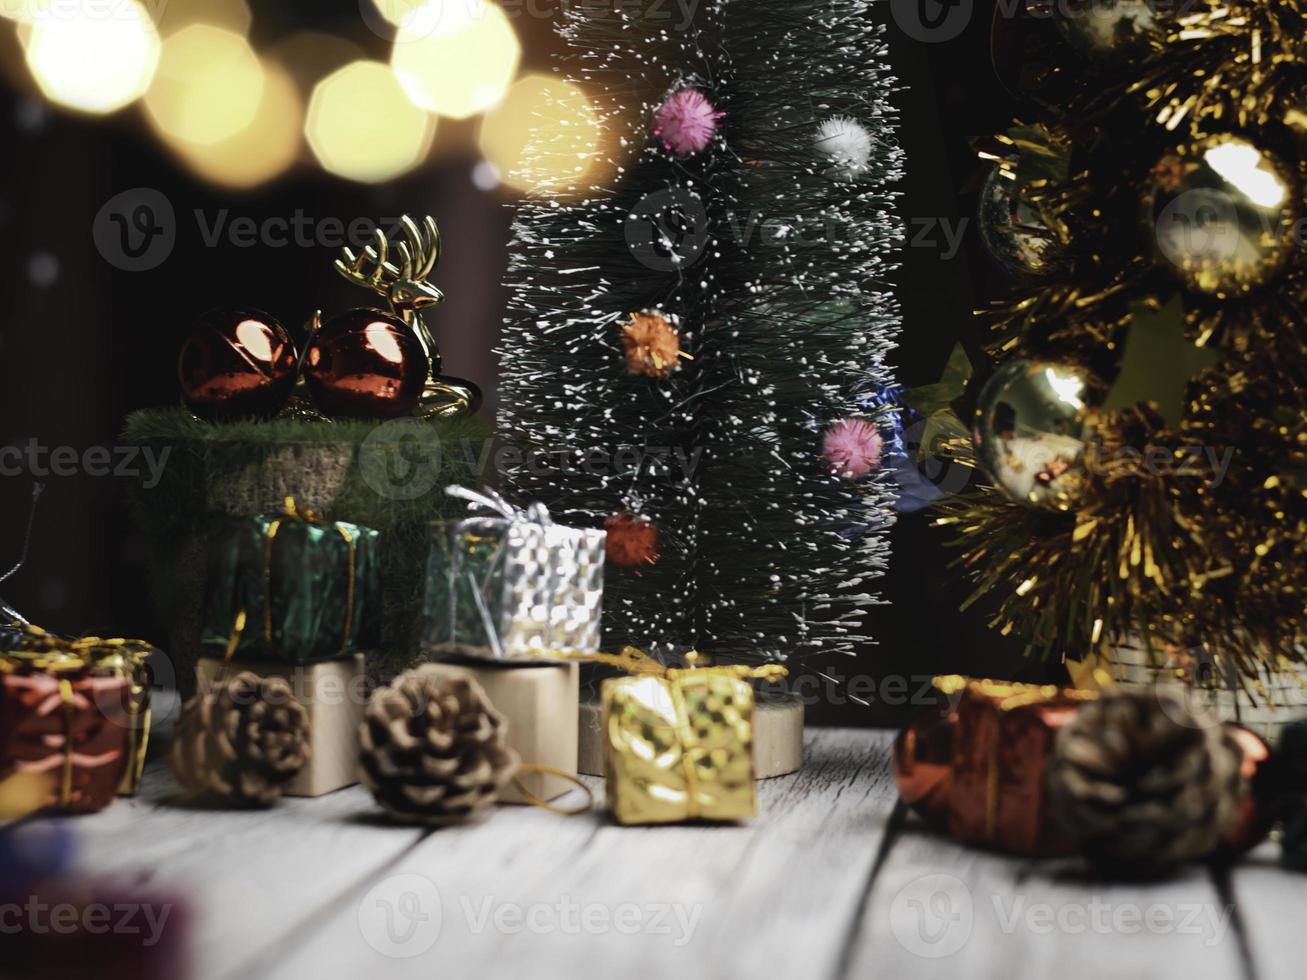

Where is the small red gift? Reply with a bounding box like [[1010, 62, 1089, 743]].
[[895, 675, 1097, 857], [1, 628, 150, 813]]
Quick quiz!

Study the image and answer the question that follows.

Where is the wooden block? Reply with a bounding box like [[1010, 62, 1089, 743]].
[[754, 691, 805, 778], [577, 688, 805, 779], [197, 655, 366, 798], [420, 660, 579, 805]]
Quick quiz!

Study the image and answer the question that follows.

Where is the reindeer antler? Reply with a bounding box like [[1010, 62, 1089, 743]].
[[334, 215, 445, 325]]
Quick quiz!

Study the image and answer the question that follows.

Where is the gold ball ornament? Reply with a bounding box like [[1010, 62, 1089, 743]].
[[975, 359, 1100, 511], [1051, 0, 1165, 58], [1148, 135, 1299, 296], [979, 160, 1065, 278]]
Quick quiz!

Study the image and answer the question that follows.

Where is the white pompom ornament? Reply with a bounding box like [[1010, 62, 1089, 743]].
[[815, 116, 873, 181]]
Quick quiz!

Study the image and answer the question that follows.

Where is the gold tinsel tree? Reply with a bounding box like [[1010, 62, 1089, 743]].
[[937, 1, 1307, 700]]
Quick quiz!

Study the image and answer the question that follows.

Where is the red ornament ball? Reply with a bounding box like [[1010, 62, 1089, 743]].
[[1215, 725, 1277, 860], [179, 308, 299, 422], [604, 513, 660, 568], [303, 309, 429, 420]]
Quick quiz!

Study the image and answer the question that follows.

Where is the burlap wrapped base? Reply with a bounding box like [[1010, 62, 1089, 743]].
[[1089, 638, 1307, 741], [123, 408, 490, 694]]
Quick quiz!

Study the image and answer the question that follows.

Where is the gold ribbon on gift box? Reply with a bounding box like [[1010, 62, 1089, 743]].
[[598, 649, 788, 826], [2, 625, 156, 799], [261, 497, 357, 659]]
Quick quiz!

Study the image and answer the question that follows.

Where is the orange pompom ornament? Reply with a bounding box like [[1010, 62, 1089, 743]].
[[621, 310, 688, 379], [604, 513, 660, 568]]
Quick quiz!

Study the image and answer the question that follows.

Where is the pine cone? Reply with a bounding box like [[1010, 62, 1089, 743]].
[[359, 667, 519, 826], [170, 671, 310, 806], [1047, 689, 1247, 874]]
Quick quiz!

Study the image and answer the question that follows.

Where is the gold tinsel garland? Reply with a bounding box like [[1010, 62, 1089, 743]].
[[944, 1, 1307, 690]]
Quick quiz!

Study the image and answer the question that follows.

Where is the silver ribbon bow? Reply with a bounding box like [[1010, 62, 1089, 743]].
[[444, 486, 555, 659], [445, 485, 553, 529]]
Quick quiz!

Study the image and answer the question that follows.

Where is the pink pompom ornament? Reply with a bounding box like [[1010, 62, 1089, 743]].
[[823, 418, 884, 480], [654, 88, 723, 158]]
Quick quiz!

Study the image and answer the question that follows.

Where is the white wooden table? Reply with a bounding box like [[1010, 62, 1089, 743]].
[[57, 730, 1303, 980]]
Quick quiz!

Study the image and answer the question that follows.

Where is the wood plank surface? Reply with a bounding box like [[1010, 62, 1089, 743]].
[[51, 727, 1307, 980], [1227, 841, 1307, 980], [257, 729, 899, 980], [848, 814, 1248, 980]]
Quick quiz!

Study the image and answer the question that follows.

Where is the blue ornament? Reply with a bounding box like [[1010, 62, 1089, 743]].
[[858, 383, 943, 514], [0, 821, 75, 896]]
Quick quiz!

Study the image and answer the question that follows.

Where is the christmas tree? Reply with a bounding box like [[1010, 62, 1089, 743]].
[[938, 2, 1307, 694], [498, 0, 903, 664]]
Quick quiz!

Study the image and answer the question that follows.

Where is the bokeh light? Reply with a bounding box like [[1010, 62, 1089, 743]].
[[366, 0, 432, 29], [1, 0, 48, 23], [270, 31, 364, 102], [478, 74, 601, 193], [153, 0, 251, 37], [165, 59, 303, 189], [144, 24, 265, 146], [390, 1, 520, 120], [306, 60, 436, 183], [24, 0, 160, 114]]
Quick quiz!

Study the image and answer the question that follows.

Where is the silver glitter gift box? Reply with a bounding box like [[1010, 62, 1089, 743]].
[[421, 487, 606, 661]]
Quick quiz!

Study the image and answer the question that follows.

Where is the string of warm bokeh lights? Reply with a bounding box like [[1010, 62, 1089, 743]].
[[3, 0, 602, 193]]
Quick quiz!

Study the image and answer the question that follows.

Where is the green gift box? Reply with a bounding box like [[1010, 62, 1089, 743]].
[[202, 498, 382, 664]]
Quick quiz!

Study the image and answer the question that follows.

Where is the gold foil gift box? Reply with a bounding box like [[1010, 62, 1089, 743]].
[[602, 662, 786, 825]]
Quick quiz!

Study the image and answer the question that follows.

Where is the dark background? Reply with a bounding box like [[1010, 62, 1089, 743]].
[[0, 0, 1056, 726]]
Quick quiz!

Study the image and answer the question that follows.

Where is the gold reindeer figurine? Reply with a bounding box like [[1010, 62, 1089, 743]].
[[302, 214, 481, 420]]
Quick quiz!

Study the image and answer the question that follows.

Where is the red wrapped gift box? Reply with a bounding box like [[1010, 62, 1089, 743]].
[[895, 675, 1097, 857], [1, 638, 138, 814]]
